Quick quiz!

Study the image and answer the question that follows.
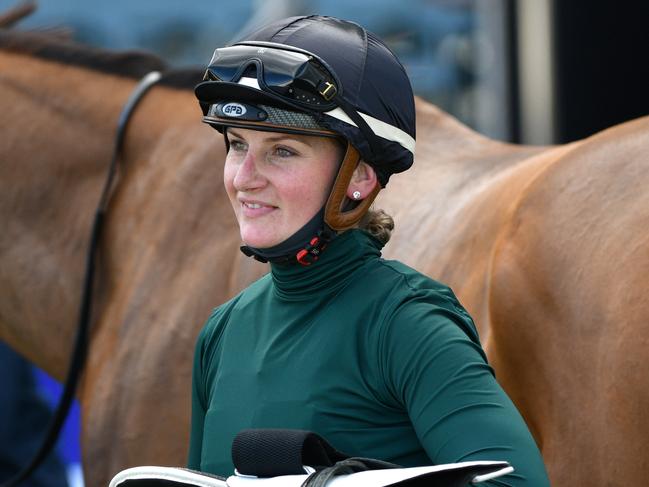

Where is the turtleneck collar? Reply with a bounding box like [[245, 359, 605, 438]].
[[270, 229, 383, 300]]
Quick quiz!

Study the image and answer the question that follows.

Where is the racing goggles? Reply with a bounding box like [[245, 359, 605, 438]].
[[203, 42, 340, 111]]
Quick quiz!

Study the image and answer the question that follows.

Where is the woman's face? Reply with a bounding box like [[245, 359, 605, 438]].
[[223, 127, 343, 249]]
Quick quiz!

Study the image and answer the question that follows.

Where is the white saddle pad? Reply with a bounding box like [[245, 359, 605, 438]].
[[109, 461, 513, 487]]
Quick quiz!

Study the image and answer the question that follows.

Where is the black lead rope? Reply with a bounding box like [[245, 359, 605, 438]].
[[1, 70, 162, 487]]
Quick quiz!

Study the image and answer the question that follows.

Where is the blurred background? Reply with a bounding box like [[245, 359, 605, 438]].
[[2, 1, 648, 486], [11, 0, 649, 145]]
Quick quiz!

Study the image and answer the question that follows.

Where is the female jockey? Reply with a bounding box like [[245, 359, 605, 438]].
[[189, 15, 549, 486]]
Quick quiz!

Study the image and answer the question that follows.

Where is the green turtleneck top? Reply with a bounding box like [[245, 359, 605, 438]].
[[188, 230, 549, 485]]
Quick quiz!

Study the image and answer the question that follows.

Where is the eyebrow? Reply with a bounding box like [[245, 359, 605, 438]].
[[228, 129, 314, 148]]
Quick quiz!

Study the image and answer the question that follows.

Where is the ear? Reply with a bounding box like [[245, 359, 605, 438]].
[[346, 161, 379, 200]]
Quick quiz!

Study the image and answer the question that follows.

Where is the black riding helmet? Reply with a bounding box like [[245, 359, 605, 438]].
[[195, 15, 416, 264]]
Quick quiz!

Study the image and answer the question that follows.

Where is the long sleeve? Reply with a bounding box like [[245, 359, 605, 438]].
[[382, 292, 550, 486], [187, 322, 209, 470], [187, 300, 243, 472]]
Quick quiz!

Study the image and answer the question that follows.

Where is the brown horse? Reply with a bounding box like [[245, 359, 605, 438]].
[[1, 29, 648, 487]]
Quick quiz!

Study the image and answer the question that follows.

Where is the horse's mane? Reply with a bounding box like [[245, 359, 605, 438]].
[[0, 29, 203, 89]]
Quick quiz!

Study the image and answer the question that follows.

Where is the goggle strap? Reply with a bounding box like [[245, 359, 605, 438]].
[[318, 80, 337, 101], [324, 144, 380, 231]]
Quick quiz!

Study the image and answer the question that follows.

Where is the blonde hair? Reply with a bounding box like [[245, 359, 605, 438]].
[[359, 208, 394, 245]]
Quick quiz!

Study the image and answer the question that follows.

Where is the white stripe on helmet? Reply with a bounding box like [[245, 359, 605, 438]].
[[236, 76, 416, 155], [323, 108, 415, 155]]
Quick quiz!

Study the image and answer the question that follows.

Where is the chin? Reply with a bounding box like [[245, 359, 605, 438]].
[[239, 220, 303, 249], [240, 231, 283, 249]]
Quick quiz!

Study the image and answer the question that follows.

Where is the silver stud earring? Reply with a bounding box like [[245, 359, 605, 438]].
[[352, 191, 362, 200]]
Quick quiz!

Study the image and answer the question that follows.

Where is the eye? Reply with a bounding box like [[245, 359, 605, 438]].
[[273, 146, 296, 158], [228, 139, 247, 152]]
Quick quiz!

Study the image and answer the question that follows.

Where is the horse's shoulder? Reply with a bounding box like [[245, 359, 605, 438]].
[[489, 115, 649, 316], [507, 115, 649, 231]]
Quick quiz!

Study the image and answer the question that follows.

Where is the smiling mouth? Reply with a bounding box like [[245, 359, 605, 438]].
[[240, 201, 277, 216], [243, 201, 275, 209]]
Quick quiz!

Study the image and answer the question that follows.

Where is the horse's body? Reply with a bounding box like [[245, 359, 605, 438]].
[[1, 31, 647, 487]]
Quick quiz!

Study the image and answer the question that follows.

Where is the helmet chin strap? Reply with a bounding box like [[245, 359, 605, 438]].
[[324, 143, 380, 231], [240, 207, 333, 265], [240, 143, 380, 265]]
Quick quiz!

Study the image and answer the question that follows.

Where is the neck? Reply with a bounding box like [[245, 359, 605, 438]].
[[269, 229, 381, 299]]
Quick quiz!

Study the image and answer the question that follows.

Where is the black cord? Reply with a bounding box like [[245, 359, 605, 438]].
[[0, 70, 161, 487]]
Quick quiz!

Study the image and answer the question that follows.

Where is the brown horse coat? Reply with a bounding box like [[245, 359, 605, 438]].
[[1, 30, 648, 486]]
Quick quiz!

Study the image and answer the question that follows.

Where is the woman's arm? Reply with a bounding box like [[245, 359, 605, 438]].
[[382, 294, 550, 486], [187, 327, 208, 470], [186, 296, 246, 472]]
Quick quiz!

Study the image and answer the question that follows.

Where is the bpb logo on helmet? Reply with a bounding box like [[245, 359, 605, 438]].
[[222, 103, 247, 117]]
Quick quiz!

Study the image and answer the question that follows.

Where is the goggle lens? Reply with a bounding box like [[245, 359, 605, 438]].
[[204, 44, 338, 110]]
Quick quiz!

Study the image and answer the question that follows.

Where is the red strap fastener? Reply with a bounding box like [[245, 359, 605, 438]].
[[296, 236, 324, 266]]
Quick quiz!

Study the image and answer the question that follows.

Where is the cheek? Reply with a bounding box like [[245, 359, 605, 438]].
[[223, 162, 238, 206], [280, 172, 332, 215]]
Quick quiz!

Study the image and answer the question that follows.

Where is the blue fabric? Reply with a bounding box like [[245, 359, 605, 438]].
[[0, 341, 69, 487]]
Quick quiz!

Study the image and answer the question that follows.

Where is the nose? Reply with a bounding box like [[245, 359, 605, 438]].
[[232, 150, 265, 192]]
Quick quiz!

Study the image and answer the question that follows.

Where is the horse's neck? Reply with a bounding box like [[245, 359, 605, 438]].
[[0, 50, 137, 378]]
